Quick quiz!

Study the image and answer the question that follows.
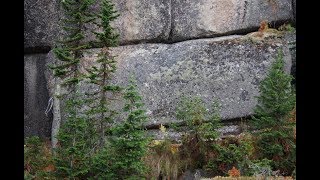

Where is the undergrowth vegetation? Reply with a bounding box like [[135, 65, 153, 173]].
[[24, 49, 296, 179]]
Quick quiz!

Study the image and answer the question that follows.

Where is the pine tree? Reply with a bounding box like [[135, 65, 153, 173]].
[[86, 0, 120, 147], [93, 0, 119, 47], [54, 91, 91, 178], [49, 0, 97, 148], [107, 76, 149, 179], [85, 1, 123, 178], [251, 50, 296, 175], [176, 96, 221, 169], [176, 97, 221, 141], [50, 0, 96, 89], [49, 0, 97, 178]]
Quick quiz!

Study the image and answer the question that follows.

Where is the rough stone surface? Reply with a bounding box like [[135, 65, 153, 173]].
[[24, 0, 171, 50], [171, 0, 293, 41], [284, 31, 296, 84], [24, 0, 293, 50], [24, 0, 61, 51], [24, 54, 52, 138], [110, 0, 171, 44], [45, 34, 292, 129]]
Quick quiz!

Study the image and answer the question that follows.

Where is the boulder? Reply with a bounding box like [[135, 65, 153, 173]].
[[24, 54, 52, 138], [171, 0, 293, 41], [24, 0, 171, 50], [45, 34, 292, 129]]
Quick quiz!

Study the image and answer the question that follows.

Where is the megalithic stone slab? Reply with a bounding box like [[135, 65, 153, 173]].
[[45, 34, 292, 129], [171, 0, 293, 41], [24, 0, 171, 50], [24, 0, 61, 52]]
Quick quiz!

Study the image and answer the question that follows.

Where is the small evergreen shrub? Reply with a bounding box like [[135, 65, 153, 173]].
[[251, 50, 296, 175], [106, 76, 149, 179], [176, 96, 221, 170], [53, 92, 92, 179], [205, 134, 255, 176]]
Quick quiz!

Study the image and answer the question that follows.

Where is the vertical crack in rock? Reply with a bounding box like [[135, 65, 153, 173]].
[[242, 1, 248, 23]]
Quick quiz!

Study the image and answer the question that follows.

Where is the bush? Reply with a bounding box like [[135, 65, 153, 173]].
[[53, 92, 92, 179], [24, 136, 54, 179], [205, 133, 255, 176], [176, 96, 222, 171], [251, 50, 296, 175], [106, 77, 149, 179]]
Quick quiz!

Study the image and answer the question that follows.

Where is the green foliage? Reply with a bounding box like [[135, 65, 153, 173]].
[[176, 96, 221, 141], [94, 0, 120, 47], [91, 76, 149, 179], [248, 158, 273, 176], [24, 136, 54, 179], [176, 96, 222, 170], [54, 91, 92, 179], [85, 0, 121, 147], [50, 3, 97, 178], [252, 50, 295, 125], [251, 50, 296, 175], [108, 76, 149, 179], [278, 23, 295, 32], [51, 0, 96, 88], [205, 134, 255, 176], [89, 146, 113, 179]]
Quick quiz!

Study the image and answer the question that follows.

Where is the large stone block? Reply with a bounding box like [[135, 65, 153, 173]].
[[24, 0, 171, 50], [24, 54, 52, 138], [45, 34, 292, 128], [111, 0, 171, 44], [171, 0, 293, 41], [24, 0, 61, 52]]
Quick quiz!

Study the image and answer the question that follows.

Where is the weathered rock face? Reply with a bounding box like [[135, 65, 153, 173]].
[[45, 35, 292, 127], [24, 0, 171, 50], [111, 0, 171, 44], [24, 0, 294, 50], [284, 31, 296, 84], [24, 0, 61, 52], [24, 54, 52, 138], [171, 0, 293, 41]]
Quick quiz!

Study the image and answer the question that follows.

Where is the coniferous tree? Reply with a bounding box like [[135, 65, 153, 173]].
[[49, 0, 96, 178], [51, 0, 96, 89], [86, 1, 122, 178], [176, 97, 221, 169], [54, 92, 91, 178], [86, 0, 120, 147], [251, 50, 296, 175], [107, 76, 149, 179]]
